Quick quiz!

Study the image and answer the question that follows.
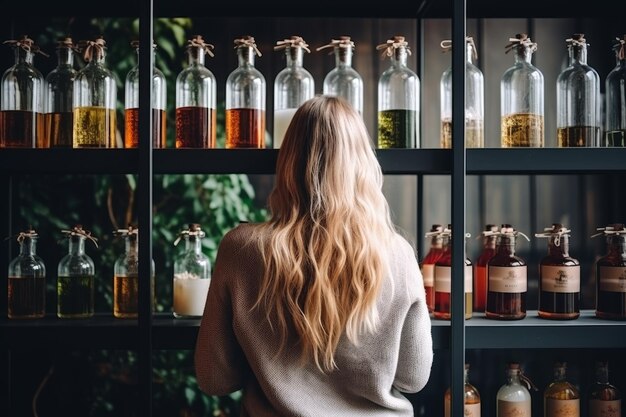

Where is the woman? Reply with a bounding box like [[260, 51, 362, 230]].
[[195, 95, 433, 416]]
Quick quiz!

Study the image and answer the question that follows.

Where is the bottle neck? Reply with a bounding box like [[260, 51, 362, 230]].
[[57, 47, 74, 67], [187, 46, 205, 66], [237, 46, 255, 67], [125, 237, 138, 256], [68, 236, 86, 256], [429, 236, 443, 249], [286, 47, 304, 68], [19, 238, 37, 255], [466, 43, 474, 65], [15, 48, 34, 65], [569, 44, 587, 65], [507, 369, 521, 385], [514, 46, 533, 64], [553, 366, 566, 382], [185, 236, 203, 254], [392, 47, 408, 67], [335, 47, 353, 68], [595, 364, 609, 384], [463, 368, 470, 384], [548, 235, 570, 257], [483, 235, 497, 250], [496, 236, 516, 256], [607, 235, 626, 256]]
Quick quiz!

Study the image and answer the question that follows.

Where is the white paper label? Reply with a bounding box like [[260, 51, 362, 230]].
[[422, 264, 434, 287], [445, 400, 481, 417], [541, 265, 580, 292], [488, 266, 527, 293], [498, 399, 531, 417], [545, 398, 579, 417], [589, 399, 621, 417], [434, 265, 472, 293]]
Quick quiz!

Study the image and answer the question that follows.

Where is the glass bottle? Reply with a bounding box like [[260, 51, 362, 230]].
[[445, 363, 481, 417], [474, 224, 498, 313], [44, 37, 77, 148], [173, 223, 211, 318], [536, 224, 580, 320], [57, 225, 97, 319], [272, 36, 314, 148], [420, 224, 444, 314], [588, 361, 621, 417], [225, 35, 266, 149], [485, 225, 529, 320], [434, 226, 472, 320], [501, 33, 544, 148], [73, 37, 117, 148], [496, 362, 534, 417], [440, 36, 484, 148], [376, 35, 420, 148], [317, 36, 363, 115], [544, 362, 580, 417], [125, 40, 167, 148], [175, 35, 216, 148], [556, 34, 601, 147], [592, 224, 626, 320], [604, 35, 626, 147], [7, 228, 46, 319], [0, 35, 45, 148], [113, 225, 155, 319]]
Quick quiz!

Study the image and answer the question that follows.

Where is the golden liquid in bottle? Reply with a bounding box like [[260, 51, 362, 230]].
[[440, 118, 484, 148], [73, 106, 117, 148], [444, 376, 481, 417], [45, 111, 73, 147], [225, 108, 265, 148], [7, 276, 46, 319], [501, 113, 544, 147], [544, 376, 579, 416], [557, 126, 601, 147], [124, 108, 167, 148], [113, 274, 138, 318]]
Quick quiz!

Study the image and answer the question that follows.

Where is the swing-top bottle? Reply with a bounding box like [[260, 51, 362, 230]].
[[8, 227, 46, 319], [588, 361, 621, 417], [173, 223, 211, 318], [45, 37, 77, 147], [544, 362, 580, 417], [444, 363, 481, 417], [496, 362, 534, 417]]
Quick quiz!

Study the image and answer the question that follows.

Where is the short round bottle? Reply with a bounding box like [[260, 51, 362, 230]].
[[125, 40, 167, 148], [225, 35, 266, 149], [445, 363, 481, 417], [594, 224, 626, 320], [420, 224, 444, 314], [57, 225, 97, 319], [173, 224, 211, 318], [1, 35, 45, 148], [544, 362, 580, 417], [605, 35, 626, 146], [175, 35, 216, 148], [496, 362, 532, 417], [474, 224, 498, 312], [45, 37, 77, 148], [8, 228, 46, 319]]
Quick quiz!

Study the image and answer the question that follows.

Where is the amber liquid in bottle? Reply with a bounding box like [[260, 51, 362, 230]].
[[501, 113, 544, 147], [225, 108, 266, 148], [0, 110, 44, 148], [175, 106, 216, 148], [57, 275, 95, 318], [45, 111, 73, 147], [557, 126, 601, 147], [588, 361, 621, 417], [595, 233, 626, 320], [377, 109, 417, 148], [444, 364, 481, 417], [440, 118, 484, 148], [474, 228, 497, 312], [544, 363, 580, 417], [125, 108, 167, 148], [73, 106, 117, 148], [113, 274, 139, 318], [7, 276, 46, 318], [486, 234, 527, 320]]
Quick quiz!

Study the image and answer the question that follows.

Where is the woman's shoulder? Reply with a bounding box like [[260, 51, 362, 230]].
[[389, 232, 418, 260], [219, 222, 266, 251]]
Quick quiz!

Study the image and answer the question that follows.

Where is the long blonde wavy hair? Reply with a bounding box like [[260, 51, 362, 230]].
[[255, 95, 397, 372]]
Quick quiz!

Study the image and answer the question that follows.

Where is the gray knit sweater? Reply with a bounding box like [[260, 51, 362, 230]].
[[195, 223, 433, 417]]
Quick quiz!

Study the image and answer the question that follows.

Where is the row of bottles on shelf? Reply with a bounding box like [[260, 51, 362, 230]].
[[420, 223, 626, 321], [1, 31, 625, 150], [448, 361, 621, 417], [6, 223, 211, 320]]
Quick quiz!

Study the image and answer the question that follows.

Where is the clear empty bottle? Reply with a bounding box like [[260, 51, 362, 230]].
[[173, 224, 211, 318], [175, 35, 216, 148], [1, 35, 46, 148], [226, 35, 266, 149], [420, 224, 444, 314], [73, 37, 117, 148], [474, 224, 498, 313], [57, 225, 97, 319], [440, 36, 484, 148], [501, 33, 544, 148], [605, 35, 626, 147], [317, 36, 363, 115], [376, 35, 420, 148], [536, 224, 580, 320], [273, 36, 314, 148], [7, 227, 46, 319], [45, 37, 77, 148], [592, 224, 626, 320], [445, 363, 481, 417], [125, 40, 167, 148], [544, 362, 580, 417], [588, 361, 621, 417], [556, 34, 601, 147], [496, 362, 534, 417]]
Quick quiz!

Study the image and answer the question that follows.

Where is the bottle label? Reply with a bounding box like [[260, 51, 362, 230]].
[[488, 266, 527, 293], [465, 265, 473, 293], [422, 264, 434, 287], [589, 399, 620, 417], [498, 399, 531, 417], [545, 398, 579, 417], [444, 400, 481, 417], [434, 265, 472, 292], [541, 265, 580, 292], [599, 266, 626, 292]]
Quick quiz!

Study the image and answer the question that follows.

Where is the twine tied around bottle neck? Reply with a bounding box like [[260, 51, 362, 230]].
[[535, 224, 570, 247], [591, 224, 626, 238], [130, 40, 157, 51], [614, 36, 626, 60], [496, 225, 531, 241], [114, 225, 139, 238], [440, 36, 477, 60], [57, 37, 78, 52], [316, 36, 355, 54], [61, 225, 98, 248], [424, 225, 444, 238], [566, 34, 588, 48], [13, 228, 39, 244], [187, 35, 215, 57], [80, 37, 106, 63], [174, 223, 206, 246], [505, 33, 537, 54], [3, 35, 49, 57], [274, 36, 310, 53], [234, 36, 261, 56], [376, 36, 411, 58]]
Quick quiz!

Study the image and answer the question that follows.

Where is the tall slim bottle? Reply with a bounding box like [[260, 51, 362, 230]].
[[420, 224, 444, 313], [125, 40, 167, 148], [496, 362, 533, 417], [57, 225, 97, 318], [536, 224, 580, 320], [225, 35, 266, 148], [544, 362, 579, 417], [593, 224, 626, 320], [0, 35, 45, 148], [434, 226, 472, 320], [317, 36, 363, 115], [73, 37, 117, 148], [45, 37, 77, 147], [175, 35, 216, 148], [501, 33, 544, 147], [444, 363, 481, 417], [376, 35, 419, 148], [485, 225, 529, 320], [588, 361, 621, 417], [7, 228, 46, 319], [273, 36, 314, 148], [604, 35, 626, 146], [474, 224, 498, 312], [556, 34, 601, 147], [440, 36, 484, 148]]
